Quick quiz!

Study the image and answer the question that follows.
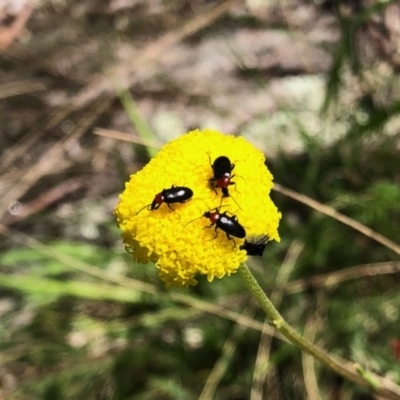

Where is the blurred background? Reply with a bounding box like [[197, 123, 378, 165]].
[[1, 0, 400, 399]]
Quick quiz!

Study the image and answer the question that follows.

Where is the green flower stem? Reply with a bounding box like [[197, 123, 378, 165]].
[[238, 263, 400, 400]]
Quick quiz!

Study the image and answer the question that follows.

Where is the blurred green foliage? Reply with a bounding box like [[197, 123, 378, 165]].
[[1, 1, 400, 399]]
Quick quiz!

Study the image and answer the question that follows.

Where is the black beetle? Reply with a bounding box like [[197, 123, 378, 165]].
[[240, 235, 269, 256], [136, 185, 193, 215], [203, 207, 246, 246], [208, 155, 235, 198]]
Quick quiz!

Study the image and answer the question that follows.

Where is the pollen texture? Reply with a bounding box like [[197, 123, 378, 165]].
[[114, 129, 281, 287]]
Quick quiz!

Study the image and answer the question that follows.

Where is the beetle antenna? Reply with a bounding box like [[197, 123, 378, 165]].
[[135, 204, 151, 216], [184, 214, 203, 228], [206, 151, 213, 166], [235, 174, 246, 184], [230, 194, 242, 211], [213, 203, 229, 212]]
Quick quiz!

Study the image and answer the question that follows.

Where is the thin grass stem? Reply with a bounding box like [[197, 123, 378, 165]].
[[238, 263, 400, 400]]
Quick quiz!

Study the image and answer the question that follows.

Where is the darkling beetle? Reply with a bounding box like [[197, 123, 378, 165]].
[[135, 185, 193, 215], [203, 207, 246, 246], [208, 155, 236, 198], [240, 235, 269, 256]]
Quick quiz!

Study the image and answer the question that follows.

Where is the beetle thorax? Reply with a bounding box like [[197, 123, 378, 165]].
[[209, 212, 220, 223], [155, 193, 164, 204]]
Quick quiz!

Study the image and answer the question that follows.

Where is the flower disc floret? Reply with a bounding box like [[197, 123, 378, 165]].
[[115, 129, 281, 287]]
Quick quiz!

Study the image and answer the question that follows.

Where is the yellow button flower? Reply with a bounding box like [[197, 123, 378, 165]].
[[114, 129, 281, 287]]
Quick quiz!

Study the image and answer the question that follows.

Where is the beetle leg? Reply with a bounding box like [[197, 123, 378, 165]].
[[166, 203, 181, 219], [152, 202, 161, 210], [221, 187, 230, 197], [202, 223, 214, 231], [225, 233, 237, 248]]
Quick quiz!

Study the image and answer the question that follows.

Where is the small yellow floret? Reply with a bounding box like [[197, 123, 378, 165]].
[[115, 129, 281, 287]]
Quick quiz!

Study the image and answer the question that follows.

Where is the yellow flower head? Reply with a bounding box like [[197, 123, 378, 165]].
[[115, 129, 281, 287]]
